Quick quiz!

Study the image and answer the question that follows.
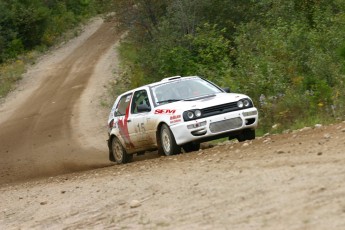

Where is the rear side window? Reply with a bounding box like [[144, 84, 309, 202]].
[[115, 93, 132, 116]]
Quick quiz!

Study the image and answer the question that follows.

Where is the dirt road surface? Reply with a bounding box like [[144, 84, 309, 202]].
[[1, 18, 345, 229], [0, 18, 117, 184]]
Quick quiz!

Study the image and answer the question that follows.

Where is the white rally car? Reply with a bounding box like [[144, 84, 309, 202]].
[[107, 76, 258, 163]]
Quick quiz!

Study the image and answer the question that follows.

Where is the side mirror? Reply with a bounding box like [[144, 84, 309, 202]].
[[222, 87, 230, 93], [137, 104, 151, 113]]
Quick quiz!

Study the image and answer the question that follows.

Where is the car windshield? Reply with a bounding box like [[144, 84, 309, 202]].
[[152, 78, 222, 105]]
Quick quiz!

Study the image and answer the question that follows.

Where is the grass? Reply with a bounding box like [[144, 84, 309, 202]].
[[0, 59, 26, 98]]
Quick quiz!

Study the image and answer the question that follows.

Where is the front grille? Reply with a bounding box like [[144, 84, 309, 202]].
[[201, 102, 239, 118], [209, 117, 243, 133]]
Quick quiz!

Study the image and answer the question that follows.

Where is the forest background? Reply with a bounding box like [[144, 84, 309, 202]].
[[1, 0, 345, 134], [0, 0, 111, 98]]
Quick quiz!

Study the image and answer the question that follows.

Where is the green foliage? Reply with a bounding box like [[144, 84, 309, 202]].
[[0, 0, 113, 98], [155, 23, 231, 85], [42, 2, 78, 46], [233, 0, 345, 131], [115, 0, 345, 134], [0, 0, 112, 63], [11, 1, 50, 48]]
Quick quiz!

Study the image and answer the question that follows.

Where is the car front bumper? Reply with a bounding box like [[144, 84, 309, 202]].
[[170, 108, 258, 145]]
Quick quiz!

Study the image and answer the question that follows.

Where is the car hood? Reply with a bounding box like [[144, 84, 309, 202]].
[[157, 93, 251, 111]]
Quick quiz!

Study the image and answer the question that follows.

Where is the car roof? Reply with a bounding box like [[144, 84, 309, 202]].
[[118, 76, 201, 97], [147, 76, 200, 88]]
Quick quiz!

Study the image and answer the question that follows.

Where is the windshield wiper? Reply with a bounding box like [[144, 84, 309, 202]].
[[156, 99, 181, 104]]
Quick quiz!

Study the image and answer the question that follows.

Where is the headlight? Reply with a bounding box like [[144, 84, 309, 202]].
[[237, 100, 244, 108], [195, 110, 202, 117], [237, 98, 253, 109], [187, 111, 194, 119], [243, 99, 250, 107], [183, 109, 203, 121]]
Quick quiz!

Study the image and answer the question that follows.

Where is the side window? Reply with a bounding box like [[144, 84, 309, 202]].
[[131, 90, 151, 114], [115, 93, 132, 116]]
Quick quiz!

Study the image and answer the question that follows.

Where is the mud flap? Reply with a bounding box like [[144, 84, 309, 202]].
[[107, 138, 115, 162]]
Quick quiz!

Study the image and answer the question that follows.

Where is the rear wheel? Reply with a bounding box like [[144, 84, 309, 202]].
[[237, 129, 255, 142], [182, 142, 200, 152], [159, 124, 181, 156], [111, 137, 133, 164]]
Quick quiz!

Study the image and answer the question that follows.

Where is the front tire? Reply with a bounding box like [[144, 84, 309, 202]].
[[111, 137, 133, 164], [159, 124, 181, 156]]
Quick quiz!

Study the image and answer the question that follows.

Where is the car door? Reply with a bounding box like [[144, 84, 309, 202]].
[[113, 93, 135, 150], [127, 89, 152, 149]]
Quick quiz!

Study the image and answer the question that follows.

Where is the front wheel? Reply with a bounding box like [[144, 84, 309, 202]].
[[159, 124, 181, 156], [111, 137, 133, 164]]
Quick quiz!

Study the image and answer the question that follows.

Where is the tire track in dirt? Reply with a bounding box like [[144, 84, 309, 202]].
[[0, 19, 119, 184]]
